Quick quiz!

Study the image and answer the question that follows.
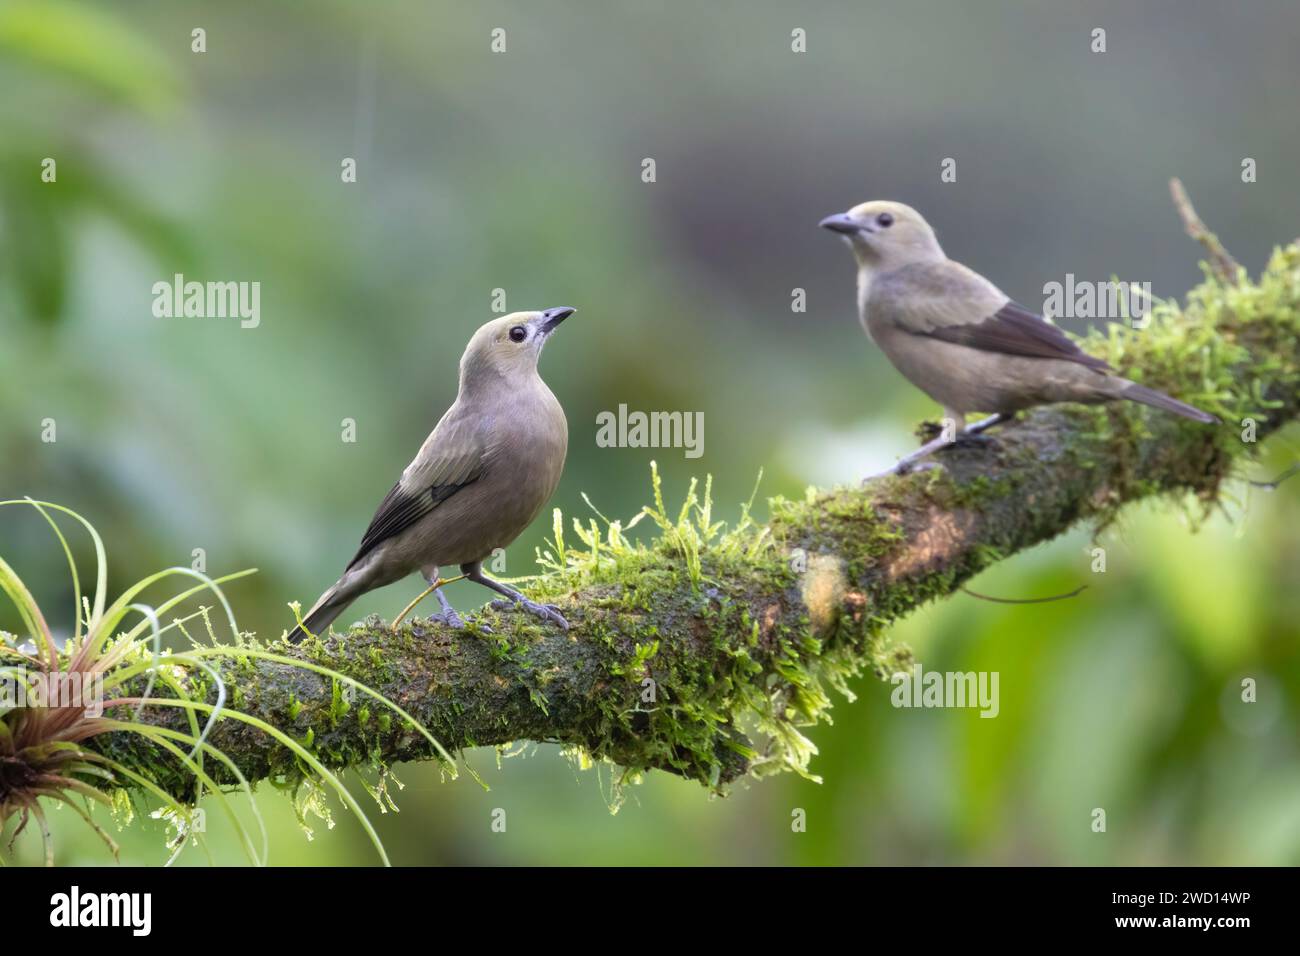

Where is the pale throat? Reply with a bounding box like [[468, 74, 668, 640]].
[[854, 267, 878, 343], [856, 264, 877, 308]]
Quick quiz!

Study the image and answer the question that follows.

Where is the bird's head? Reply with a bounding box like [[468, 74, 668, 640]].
[[819, 200, 944, 270], [460, 307, 575, 386]]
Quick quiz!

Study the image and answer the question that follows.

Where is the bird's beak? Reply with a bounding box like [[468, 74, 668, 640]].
[[819, 213, 865, 236], [540, 306, 576, 334]]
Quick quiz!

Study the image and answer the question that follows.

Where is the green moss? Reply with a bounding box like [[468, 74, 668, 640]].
[[473, 464, 907, 794], [55, 244, 1300, 818]]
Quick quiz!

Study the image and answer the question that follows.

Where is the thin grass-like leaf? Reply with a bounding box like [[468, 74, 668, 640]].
[[1, 500, 108, 638], [0, 556, 55, 667], [185, 646, 460, 774], [97, 720, 267, 866], [25, 500, 84, 643], [115, 698, 389, 865]]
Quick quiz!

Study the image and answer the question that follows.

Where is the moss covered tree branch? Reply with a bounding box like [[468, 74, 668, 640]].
[[93, 189, 1300, 799]]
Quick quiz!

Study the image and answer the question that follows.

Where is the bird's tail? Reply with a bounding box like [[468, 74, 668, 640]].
[[1120, 381, 1220, 424], [286, 582, 353, 644]]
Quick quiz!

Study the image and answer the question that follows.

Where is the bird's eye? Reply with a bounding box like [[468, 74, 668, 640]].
[[508, 325, 527, 343], [877, 212, 894, 227]]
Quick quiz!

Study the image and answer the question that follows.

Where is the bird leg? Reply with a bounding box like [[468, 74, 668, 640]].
[[392, 573, 466, 627], [429, 586, 465, 629], [462, 562, 570, 631]]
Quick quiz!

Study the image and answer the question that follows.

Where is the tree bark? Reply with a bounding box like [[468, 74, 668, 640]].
[[92, 187, 1300, 798]]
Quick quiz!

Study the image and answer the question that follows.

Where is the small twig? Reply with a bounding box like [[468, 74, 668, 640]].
[[1249, 461, 1300, 490], [1170, 178, 1241, 283], [961, 584, 1088, 605]]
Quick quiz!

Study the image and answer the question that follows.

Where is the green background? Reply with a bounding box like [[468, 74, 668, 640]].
[[2, 0, 1298, 865]]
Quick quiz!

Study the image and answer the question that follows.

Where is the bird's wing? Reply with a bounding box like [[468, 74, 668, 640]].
[[885, 262, 1113, 373], [346, 410, 488, 569], [924, 300, 1114, 372]]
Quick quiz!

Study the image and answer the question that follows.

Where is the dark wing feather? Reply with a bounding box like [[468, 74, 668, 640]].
[[345, 420, 487, 569], [346, 479, 473, 569], [924, 300, 1113, 372]]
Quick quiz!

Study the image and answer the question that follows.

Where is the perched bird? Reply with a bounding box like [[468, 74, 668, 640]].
[[819, 201, 1217, 469], [287, 308, 575, 643]]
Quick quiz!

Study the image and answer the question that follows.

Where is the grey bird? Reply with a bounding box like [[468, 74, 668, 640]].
[[287, 308, 575, 643], [819, 201, 1217, 470]]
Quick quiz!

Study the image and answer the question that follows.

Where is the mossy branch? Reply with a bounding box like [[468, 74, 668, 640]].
[[93, 189, 1300, 800]]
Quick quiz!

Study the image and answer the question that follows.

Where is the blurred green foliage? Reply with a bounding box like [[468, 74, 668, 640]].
[[1, 0, 1297, 865]]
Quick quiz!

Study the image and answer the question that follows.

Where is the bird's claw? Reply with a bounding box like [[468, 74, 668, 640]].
[[526, 601, 570, 630], [491, 597, 570, 631], [426, 607, 465, 629]]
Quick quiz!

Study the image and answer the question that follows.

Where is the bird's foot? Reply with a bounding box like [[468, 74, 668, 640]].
[[426, 607, 465, 629], [490, 597, 570, 631]]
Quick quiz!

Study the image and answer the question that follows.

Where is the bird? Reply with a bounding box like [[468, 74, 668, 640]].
[[819, 201, 1218, 472], [286, 307, 575, 643]]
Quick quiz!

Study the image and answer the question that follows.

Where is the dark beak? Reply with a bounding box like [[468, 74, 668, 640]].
[[540, 306, 576, 333], [819, 213, 864, 236]]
